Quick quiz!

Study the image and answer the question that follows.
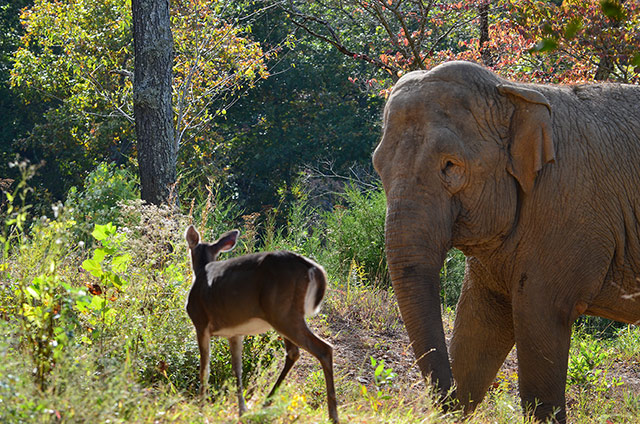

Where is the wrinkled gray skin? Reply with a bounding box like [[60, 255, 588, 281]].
[[373, 61, 640, 423]]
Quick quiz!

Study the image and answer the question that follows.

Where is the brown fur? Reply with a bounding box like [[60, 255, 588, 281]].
[[184, 225, 338, 423]]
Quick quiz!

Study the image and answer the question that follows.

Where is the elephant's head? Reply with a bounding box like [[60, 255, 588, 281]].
[[372, 61, 555, 396]]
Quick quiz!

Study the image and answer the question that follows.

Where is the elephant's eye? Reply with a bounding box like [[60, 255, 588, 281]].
[[440, 157, 466, 194], [442, 160, 455, 173]]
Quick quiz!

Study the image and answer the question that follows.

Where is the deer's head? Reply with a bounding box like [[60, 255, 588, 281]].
[[185, 225, 239, 275]]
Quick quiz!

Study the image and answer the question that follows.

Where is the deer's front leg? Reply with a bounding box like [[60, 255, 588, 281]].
[[228, 336, 247, 416], [196, 327, 211, 399]]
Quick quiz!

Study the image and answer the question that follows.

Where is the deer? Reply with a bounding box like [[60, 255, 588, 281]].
[[184, 225, 339, 423]]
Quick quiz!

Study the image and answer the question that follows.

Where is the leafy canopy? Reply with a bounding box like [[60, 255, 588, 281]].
[[10, 0, 269, 194]]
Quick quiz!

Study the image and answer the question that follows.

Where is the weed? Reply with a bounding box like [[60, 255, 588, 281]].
[[78, 223, 131, 349], [614, 324, 640, 360], [567, 331, 624, 395], [360, 357, 398, 413]]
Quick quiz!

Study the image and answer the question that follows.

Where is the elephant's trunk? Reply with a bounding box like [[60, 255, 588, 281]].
[[385, 198, 453, 397]]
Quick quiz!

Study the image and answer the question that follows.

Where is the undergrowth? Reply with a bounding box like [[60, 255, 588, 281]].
[[1, 161, 639, 423]]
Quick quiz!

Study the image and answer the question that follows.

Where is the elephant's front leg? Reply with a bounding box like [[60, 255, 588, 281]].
[[450, 259, 515, 414], [513, 282, 573, 423]]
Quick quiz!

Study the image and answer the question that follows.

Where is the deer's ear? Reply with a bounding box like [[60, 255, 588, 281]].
[[185, 225, 200, 249], [217, 229, 240, 252], [498, 84, 555, 194]]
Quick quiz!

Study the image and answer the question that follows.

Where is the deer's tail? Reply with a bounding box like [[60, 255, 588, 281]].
[[304, 263, 327, 317]]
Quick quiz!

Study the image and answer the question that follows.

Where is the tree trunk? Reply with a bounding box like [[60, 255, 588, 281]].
[[132, 0, 176, 205], [479, 1, 493, 67]]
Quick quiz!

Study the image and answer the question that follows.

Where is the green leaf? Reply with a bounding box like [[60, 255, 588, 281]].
[[112, 253, 131, 273], [93, 248, 107, 263], [89, 295, 106, 311], [92, 222, 115, 241], [26, 286, 40, 299], [529, 38, 558, 53], [600, 1, 624, 20], [82, 258, 103, 278], [375, 364, 384, 377]]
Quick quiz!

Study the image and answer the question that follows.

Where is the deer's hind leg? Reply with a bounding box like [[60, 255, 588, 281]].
[[274, 322, 339, 423]]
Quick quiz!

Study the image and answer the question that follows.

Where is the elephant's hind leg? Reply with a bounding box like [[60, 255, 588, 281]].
[[450, 262, 515, 414]]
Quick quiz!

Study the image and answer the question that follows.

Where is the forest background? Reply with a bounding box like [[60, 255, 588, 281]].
[[2, 1, 640, 423]]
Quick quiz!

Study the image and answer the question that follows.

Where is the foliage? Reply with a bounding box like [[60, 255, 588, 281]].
[[285, 0, 483, 89], [79, 223, 131, 345], [0, 160, 36, 261], [64, 162, 139, 243], [292, 0, 640, 89], [496, 0, 640, 83], [16, 221, 82, 390], [2, 165, 640, 422], [10, 0, 268, 204], [614, 324, 640, 360], [216, 6, 384, 212], [440, 248, 466, 307], [324, 185, 388, 287], [567, 330, 623, 393], [1, 165, 80, 390], [171, 0, 269, 148], [0, 0, 45, 191], [361, 356, 397, 413]]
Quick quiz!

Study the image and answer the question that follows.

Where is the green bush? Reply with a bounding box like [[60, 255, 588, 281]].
[[261, 196, 323, 258], [324, 185, 388, 287], [64, 162, 139, 243]]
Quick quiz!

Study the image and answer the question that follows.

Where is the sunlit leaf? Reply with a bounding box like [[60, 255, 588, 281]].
[[93, 248, 106, 263], [81, 258, 102, 278], [26, 286, 40, 299], [89, 295, 106, 311], [112, 253, 131, 274]]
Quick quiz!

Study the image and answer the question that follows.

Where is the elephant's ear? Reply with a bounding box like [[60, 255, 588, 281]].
[[497, 84, 555, 194]]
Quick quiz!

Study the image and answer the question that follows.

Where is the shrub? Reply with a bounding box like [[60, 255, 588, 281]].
[[324, 185, 388, 287], [64, 162, 139, 243]]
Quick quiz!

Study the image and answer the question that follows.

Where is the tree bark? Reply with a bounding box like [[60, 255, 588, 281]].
[[132, 0, 176, 205], [479, 1, 493, 67]]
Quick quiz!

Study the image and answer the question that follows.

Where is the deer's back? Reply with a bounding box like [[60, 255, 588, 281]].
[[188, 251, 324, 336]]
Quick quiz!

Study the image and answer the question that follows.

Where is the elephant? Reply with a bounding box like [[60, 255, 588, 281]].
[[372, 60, 640, 423]]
